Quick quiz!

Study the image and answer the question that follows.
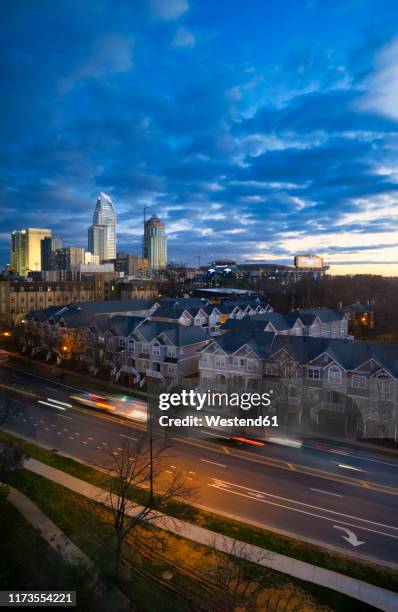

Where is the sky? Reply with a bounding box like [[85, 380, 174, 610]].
[[3, 1, 398, 274]]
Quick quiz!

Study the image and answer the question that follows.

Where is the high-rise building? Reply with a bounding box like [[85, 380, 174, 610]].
[[143, 215, 167, 269], [10, 228, 51, 276], [41, 236, 63, 271], [88, 224, 107, 261], [89, 192, 116, 261], [55, 247, 85, 271]]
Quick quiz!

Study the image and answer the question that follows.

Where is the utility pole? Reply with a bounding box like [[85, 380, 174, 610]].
[[195, 255, 201, 268]]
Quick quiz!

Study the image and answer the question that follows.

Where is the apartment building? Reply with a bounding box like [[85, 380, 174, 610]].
[[0, 279, 96, 323], [23, 301, 209, 386], [199, 332, 398, 437]]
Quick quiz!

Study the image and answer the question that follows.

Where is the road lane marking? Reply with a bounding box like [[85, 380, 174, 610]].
[[209, 483, 398, 540], [38, 400, 66, 411], [311, 488, 343, 498], [209, 478, 398, 531], [222, 446, 230, 454], [46, 398, 72, 408], [120, 433, 137, 441], [200, 459, 227, 468], [362, 481, 370, 488], [288, 463, 296, 471], [333, 525, 365, 547]]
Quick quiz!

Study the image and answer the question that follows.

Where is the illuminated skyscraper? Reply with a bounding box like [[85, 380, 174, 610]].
[[89, 192, 116, 261], [10, 228, 51, 276], [143, 215, 167, 269]]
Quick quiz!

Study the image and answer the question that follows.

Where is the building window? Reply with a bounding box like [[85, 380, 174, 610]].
[[308, 367, 321, 380], [352, 375, 367, 389], [328, 366, 342, 385], [247, 359, 258, 371], [167, 364, 176, 376], [152, 345, 161, 357], [167, 347, 176, 358], [215, 356, 225, 368], [233, 356, 244, 367]]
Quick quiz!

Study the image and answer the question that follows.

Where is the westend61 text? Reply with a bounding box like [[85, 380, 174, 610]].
[[158, 415, 279, 427]]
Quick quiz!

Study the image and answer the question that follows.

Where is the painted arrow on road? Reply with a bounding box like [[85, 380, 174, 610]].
[[333, 525, 365, 547]]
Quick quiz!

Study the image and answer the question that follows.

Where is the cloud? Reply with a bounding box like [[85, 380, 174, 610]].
[[150, 0, 189, 21], [59, 34, 134, 92], [172, 26, 195, 47], [359, 37, 398, 121]]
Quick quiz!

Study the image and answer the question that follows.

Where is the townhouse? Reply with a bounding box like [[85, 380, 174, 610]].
[[249, 307, 349, 338], [199, 331, 398, 437], [23, 300, 210, 387]]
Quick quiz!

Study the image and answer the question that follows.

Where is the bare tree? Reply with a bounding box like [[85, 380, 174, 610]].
[[210, 536, 274, 611], [94, 435, 195, 581], [60, 328, 87, 363]]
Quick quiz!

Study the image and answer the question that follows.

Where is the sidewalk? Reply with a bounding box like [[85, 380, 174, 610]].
[[7, 484, 130, 612], [24, 457, 398, 612]]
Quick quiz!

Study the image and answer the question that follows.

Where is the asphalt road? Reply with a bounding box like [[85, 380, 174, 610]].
[[1, 362, 398, 568]]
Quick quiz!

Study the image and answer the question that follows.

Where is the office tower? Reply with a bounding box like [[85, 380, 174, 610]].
[[55, 246, 85, 271], [41, 236, 63, 271], [10, 228, 51, 276], [88, 224, 107, 261], [89, 192, 116, 261], [143, 215, 167, 269]]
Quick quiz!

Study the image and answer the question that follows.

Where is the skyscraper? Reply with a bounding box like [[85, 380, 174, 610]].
[[88, 192, 116, 261], [10, 228, 51, 276], [143, 215, 167, 269], [55, 247, 85, 271], [88, 224, 106, 261], [41, 235, 63, 271]]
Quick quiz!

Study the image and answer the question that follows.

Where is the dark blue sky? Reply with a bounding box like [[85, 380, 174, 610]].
[[3, 0, 398, 273]]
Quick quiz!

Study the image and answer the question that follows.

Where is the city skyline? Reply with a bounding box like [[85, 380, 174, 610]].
[[4, 2, 398, 274]]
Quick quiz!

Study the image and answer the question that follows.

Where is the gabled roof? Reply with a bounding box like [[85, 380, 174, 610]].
[[133, 320, 210, 347], [203, 332, 398, 377]]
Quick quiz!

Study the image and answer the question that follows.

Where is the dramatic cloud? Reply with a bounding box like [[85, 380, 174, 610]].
[[2, 1, 398, 274]]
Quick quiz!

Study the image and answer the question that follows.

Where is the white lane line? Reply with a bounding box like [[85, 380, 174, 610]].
[[56, 414, 72, 420], [74, 433, 80, 436], [46, 398, 72, 408], [44, 427, 49, 431], [210, 478, 398, 532], [209, 483, 398, 540], [312, 445, 398, 468], [46, 386, 59, 392], [201, 429, 230, 439], [88, 437, 94, 441], [38, 400, 66, 411], [200, 459, 227, 468], [120, 433, 137, 441], [349, 455, 398, 468], [311, 488, 343, 498]]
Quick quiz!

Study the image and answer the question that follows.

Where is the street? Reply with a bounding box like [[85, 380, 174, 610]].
[[1, 362, 398, 569]]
